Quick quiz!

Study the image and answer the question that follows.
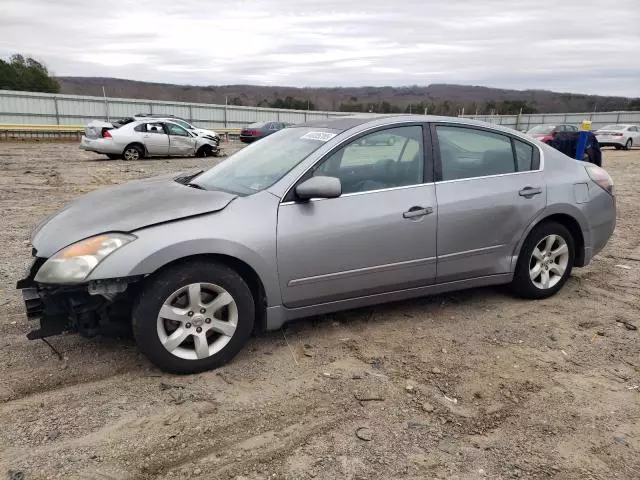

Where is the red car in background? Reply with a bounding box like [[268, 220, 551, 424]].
[[526, 124, 578, 144]]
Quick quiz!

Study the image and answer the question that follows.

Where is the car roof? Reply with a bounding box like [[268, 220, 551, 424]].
[[295, 114, 536, 136], [295, 115, 394, 131]]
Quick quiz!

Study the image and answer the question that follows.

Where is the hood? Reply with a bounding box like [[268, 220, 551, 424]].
[[194, 128, 218, 137], [31, 173, 236, 257]]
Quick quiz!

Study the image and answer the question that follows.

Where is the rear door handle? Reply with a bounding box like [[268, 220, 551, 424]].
[[403, 206, 433, 219], [519, 186, 543, 198]]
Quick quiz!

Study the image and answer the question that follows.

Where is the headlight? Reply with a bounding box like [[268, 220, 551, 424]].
[[35, 233, 136, 284]]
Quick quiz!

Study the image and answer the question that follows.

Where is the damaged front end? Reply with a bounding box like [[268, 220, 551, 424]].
[[17, 253, 140, 340]]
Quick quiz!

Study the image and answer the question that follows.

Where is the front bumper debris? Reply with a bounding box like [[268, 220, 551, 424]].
[[17, 254, 139, 340]]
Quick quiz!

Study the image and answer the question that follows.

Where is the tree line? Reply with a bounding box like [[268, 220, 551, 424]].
[[0, 54, 60, 93], [338, 98, 539, 115], [228, 94, 539, 115]]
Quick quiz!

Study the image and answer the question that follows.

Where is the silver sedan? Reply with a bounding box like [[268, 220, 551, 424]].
[[20, 115, 615, 373], [80, 119, 220, 160]]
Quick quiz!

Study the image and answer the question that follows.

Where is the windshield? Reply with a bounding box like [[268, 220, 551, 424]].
[[192, 127, 338, 195], [599, 125, 625, 131], [172, 119, 194, 130], [527, 125, 554, 134]]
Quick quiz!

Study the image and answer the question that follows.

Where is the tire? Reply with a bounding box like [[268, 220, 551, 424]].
[[615, 145, 622, 150], [123, 144, 144, 161], [132, 261, 255, 374], [625, 139, 632, 151], [511, 222, 575, 299], [196, 145, 213, 158], [106, 154, 121, 160]]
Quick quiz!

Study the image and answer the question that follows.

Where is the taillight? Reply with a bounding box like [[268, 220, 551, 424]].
[[585, 165, 614, 196], [613, 133, 623, 137], [102, 130, 112, 138]]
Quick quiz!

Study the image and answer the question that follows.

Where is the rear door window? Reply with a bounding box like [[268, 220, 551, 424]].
[[147, 123, 165, 134], [436, 126, 516, 180]]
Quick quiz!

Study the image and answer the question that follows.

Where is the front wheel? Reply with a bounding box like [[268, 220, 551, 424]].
[[511, 222, 575, 299], [196, 145, 213, 157], [132, 261, 255, 374], [625, 139, 632, 151]]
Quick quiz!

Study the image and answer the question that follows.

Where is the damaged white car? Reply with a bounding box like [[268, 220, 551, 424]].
[[80, 119, 221, 160]]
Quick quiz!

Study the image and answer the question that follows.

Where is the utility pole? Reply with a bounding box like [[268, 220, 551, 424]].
[[102, 85, 110, 122]]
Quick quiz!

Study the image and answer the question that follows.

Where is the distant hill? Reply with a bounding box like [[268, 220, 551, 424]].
[[57, 77, 640, 115]]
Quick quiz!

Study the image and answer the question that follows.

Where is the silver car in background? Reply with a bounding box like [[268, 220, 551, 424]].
[[80, 119, 221, 160], [19, 115, 616, 374], [595, 124, 640, 150]]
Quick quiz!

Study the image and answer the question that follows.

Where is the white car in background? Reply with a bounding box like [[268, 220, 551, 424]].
[[595, 124, 639, 150], [85, 115, 219, 143], [80, 119, 221, 160]]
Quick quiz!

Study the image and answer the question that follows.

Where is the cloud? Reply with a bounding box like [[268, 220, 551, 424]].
[[1, 0, 639, 96]]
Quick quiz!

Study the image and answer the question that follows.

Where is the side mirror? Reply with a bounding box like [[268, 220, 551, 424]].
[[295, 176, 342, 201]]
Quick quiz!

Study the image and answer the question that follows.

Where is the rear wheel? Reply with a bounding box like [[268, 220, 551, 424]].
[[123, 144, 144, 161], [625, 139, 632, 151], [511, 222, 575, 299], [132, 261, 255, 374]]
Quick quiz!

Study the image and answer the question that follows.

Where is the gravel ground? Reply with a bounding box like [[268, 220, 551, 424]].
[[0, 142, 638, 480]]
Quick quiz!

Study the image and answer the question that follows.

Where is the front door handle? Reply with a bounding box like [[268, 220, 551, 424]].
[[519, 186, 543, 198], [403, 206, 433, 219]]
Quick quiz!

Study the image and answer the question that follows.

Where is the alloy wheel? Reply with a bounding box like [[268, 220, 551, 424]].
[[156, 282, 238, 360], [529, 234, 569, 290], [124, 148, 140, 161]]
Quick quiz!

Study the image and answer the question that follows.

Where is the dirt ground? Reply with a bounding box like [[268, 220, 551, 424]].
[[0, 142, 638, 480]]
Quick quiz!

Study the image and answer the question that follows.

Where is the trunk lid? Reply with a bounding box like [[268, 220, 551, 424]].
[[85, 120, 114, 139]]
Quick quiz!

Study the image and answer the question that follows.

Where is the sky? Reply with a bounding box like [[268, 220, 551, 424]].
[[1, 0, 639, 97]]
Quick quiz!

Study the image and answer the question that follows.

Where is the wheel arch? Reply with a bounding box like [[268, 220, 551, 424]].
[[144, 253, 268, 331], [514, 210, 587, 269], [123, 142, 146, 157]]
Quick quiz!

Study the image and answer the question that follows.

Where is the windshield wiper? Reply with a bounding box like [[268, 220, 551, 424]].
[[174, 170, 204, 185]]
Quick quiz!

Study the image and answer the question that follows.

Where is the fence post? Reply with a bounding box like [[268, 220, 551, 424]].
[[304, 111, 308, 122], [149, 103, 153, 115], [277, 110, 280, 121], [616, 112, 621, 123], [188, 105, 193, 123], [224, 104, 228, 129], [53, 96, 60, 125]]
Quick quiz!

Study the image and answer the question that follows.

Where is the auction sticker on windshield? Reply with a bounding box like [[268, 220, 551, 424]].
[[301, 132, 337, 142]]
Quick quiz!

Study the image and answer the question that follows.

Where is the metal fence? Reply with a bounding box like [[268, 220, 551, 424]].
[[2, 89, 639, 132], [0, 89, 346, 129], [460, 111, 640, 132]]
